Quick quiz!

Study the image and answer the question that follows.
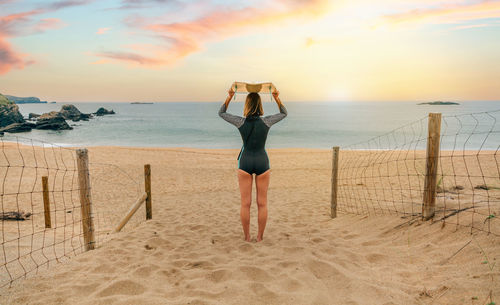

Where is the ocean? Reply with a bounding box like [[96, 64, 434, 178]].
[[4, 101, 500, 150]]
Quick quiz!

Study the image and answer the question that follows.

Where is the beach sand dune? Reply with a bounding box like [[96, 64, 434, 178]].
[[0, 147, 499, 304]]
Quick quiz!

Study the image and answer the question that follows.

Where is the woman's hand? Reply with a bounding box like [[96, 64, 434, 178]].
[[225, 88, 235, 107], [272, 90, 282, 106]]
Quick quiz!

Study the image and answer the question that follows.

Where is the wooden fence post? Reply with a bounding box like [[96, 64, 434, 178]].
[[144, 164, 152, 220], [115, 193, 148, 233], [331, 146, 340, 218], [422, 113, 442, 220], [76, 148, 96, 250], [42, 176, 51, 228]]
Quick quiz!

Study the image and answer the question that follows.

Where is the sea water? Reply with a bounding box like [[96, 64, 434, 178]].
[[4, 101, 500, 150]]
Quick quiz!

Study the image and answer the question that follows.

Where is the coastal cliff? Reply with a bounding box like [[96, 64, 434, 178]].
[[5, 95, 47, 104]]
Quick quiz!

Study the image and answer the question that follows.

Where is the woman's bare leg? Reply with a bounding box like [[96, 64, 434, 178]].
[[238, 169, 253, 241], [255, 170, 270, 242]]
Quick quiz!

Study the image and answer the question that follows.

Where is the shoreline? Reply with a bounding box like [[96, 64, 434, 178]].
[[0, 140, 498, 153]]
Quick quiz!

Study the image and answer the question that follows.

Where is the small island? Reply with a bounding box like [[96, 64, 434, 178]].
[[131, 102, 154, 104], [418, 101, 460, 105]]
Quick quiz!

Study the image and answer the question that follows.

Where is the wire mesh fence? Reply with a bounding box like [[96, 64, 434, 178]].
[[0, 136, 146, 288], [335, 110, 500, 235]]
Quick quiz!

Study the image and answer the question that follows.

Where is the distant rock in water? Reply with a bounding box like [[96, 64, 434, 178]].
[[131, 102, 153, 104], [0, 122, 36, 133], [418, 101, 460, 105], [59, 104, 91, 121], [36, 112, 72, 130], [0, 101, 25, 128], [5, 95, 47, 104], [94, 107, 115, 116]]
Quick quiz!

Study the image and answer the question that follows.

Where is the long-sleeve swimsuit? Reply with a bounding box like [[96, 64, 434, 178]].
[[219, 103, 287, 175]]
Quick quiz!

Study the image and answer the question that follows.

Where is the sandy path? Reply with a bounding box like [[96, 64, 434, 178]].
[[0, 147, 498, 304]]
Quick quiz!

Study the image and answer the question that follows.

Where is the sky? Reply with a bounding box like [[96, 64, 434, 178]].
[[0, 0, 499, 102]]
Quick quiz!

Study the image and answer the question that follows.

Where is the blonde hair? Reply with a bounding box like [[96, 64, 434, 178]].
[[244, 93, 263, 117]]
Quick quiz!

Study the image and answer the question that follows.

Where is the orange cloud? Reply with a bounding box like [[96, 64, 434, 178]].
[[96, 27, 111, 34], [95, 0, 331, 66], [382, 0, 500, 26]]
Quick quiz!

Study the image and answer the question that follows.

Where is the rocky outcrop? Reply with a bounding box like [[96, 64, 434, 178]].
[[0, 103, 25, 128], [59, 104, 91, 121], [29, 113, 41, 120], [0, 93, 11, 105], [0, 122, 36, 133], [36, 112, 72, 130], [94, 107, 115, 116]]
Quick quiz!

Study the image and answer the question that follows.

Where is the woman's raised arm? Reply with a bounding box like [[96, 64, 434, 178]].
[[218, 89, 245, 128], [262, 91, 287, 127]]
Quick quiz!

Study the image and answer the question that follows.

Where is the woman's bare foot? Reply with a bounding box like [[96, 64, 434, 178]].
[[256, 236, 263, 242], [244, 236, 251, 242]]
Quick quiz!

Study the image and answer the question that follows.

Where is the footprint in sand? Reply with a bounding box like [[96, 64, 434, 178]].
[[249, 282, 279, 299], [365, 253, 387, 264], [311, 237, 325, 243], [307, 259, 350, 286], [361, 240, 380, 247], [185, 261, 214, 269], [132, 264, 159, 278], [277, 260, 299, 268], [238, 243, 255, 252], [96, 280, 146, 297], [342, 234, 359, 240], [69, 283, 101, 297], [280, 277, 303, 292], [91, 264, 116, 274], [206, 269, 231, 283], [239, 266, 273, 282], [281, 246, 304, 254], [189, 224, 208, 231]]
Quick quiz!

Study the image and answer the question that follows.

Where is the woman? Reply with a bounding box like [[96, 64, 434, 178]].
[[219, 89, 287, 242]]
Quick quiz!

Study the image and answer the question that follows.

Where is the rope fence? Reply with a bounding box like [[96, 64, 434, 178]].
[[0, 136, 152, 288], [331, 110, 500, 236]]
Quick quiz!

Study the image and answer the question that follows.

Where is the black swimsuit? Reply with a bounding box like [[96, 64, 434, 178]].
[[219, 103, 287, 175]]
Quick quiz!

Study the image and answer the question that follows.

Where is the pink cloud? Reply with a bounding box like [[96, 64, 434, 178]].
[[96, 27, 111, 34], [0, 1, 91, 75], [382, 0, 500, 26], [33, 18, 64, 33], [454, 23, 490, 30], [95, 0, 331, 66], [94, 50, 164, 65], [0, 38, 25, 74]]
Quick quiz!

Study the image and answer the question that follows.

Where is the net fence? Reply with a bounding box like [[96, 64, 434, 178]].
[[336, 110, 500, 235], [0, 136, 145, 288]]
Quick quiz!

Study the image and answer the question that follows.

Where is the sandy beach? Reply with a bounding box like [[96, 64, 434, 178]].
[[0, 146, 499, 305]]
